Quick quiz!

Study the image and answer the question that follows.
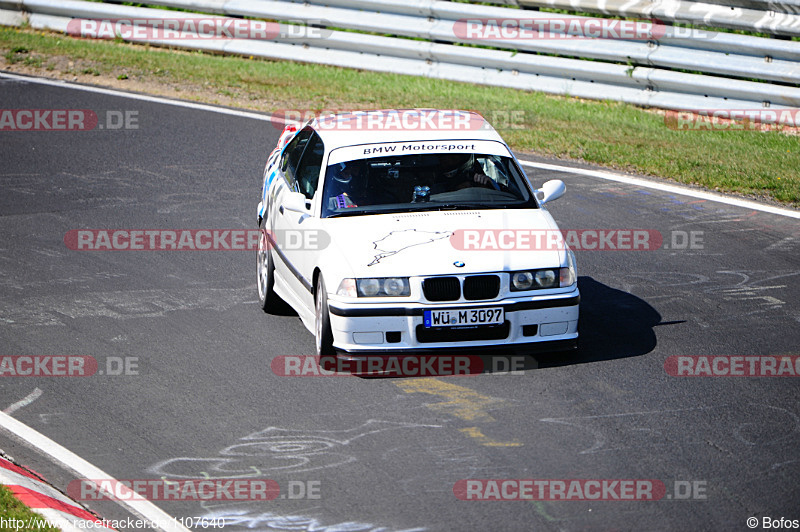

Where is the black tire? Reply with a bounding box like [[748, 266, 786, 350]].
[[256, 219, 281, 312], [315, 276, 337, 369]]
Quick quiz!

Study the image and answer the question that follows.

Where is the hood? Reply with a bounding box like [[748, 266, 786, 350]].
[[324, 209, 566, 277]]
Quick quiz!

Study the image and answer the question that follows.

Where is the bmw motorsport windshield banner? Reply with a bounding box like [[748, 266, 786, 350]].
[[327, 140, 512, 165]]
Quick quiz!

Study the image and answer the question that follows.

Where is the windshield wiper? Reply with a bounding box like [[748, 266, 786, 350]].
[[326, 210, 378, 218], [325, 203, 522, 218], [429, 203, 502, 210]]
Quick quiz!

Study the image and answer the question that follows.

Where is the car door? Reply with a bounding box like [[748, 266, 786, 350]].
[[272, 128, 324, 314], [270, 127, 313, 309], [287, 131, 325, 314]]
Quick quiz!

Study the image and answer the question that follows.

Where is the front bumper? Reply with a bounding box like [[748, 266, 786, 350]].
[[327, 288, 579, 355]]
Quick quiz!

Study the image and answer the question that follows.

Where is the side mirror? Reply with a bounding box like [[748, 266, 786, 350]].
[[537, 179, 566, 204], [282, 192, 310, 214]]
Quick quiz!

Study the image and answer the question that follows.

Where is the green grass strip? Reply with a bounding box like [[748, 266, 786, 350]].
[[2, 27, 797, 207], [0, 484, 62, 532]]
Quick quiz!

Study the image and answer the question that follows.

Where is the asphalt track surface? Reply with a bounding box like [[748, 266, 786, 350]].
[[1, 74, 799, 531]]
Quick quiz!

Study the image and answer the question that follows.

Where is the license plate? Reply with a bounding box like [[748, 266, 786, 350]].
[[423, 308, 504, 328]]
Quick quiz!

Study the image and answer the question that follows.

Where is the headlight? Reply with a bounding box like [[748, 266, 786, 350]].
[[509, 268, 559, 291], [383, 277, 408, 296], [359, 278, 381, 297], [337, 278, 411, 297], [534, 269, 557, 288], [511, 272, 534, 291]]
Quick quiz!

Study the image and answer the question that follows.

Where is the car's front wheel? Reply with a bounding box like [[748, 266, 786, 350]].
[[256, 220, 280, 312], [315, 276, 337, 369]]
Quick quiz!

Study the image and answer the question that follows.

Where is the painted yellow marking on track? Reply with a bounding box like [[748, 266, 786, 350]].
[[458, 427, 522, 447], [397, 379, 522, 446], [397, 378, 505, 422]]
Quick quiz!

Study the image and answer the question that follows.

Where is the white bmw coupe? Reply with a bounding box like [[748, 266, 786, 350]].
[[256, 110, 579, 363]]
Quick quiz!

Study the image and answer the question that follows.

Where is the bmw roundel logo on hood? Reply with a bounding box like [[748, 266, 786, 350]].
[[454, 261, 465, 268]]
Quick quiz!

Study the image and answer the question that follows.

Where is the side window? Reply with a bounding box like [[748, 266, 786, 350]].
[[280, 128, 313, 186], [295, 132, 325, 200]]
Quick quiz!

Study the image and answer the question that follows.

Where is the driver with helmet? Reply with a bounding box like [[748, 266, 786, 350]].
[[327, 160, 366, 210], [433, 153, 494, 193]]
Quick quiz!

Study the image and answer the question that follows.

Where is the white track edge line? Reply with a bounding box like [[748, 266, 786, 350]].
[[0, 411, 190, 532], [0, 71, 271, 121], [518, 160, 800, 219], [3, 70, 798, 220]]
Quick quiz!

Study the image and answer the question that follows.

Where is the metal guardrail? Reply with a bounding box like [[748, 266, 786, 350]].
[[153, 0, 800, 82], [1, 0, 798, 112], [489, 0, 800, 34], [486, 0, 800, 10]]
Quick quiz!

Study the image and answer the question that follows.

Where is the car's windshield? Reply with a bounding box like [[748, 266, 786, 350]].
[[321, 153, 537, 218]]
